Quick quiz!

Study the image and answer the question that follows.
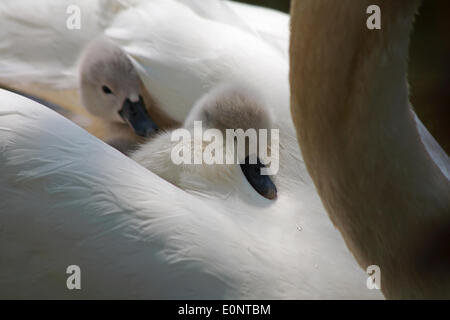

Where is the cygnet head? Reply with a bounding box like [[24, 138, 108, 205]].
[[185, 85, 272, 133], [185, 84, 277, 200], [78, 38, 157, 137]]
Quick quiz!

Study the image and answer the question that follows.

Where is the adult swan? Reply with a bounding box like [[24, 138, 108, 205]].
[[290, 0, 450, 299], [0, 1, 382, 299]]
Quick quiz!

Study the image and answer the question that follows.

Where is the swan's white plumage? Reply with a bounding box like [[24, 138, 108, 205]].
[[414, 113, 450, 180], [225, 1, 289, 57], [0, 0, 107, 88], [0, 89, 383, 299]]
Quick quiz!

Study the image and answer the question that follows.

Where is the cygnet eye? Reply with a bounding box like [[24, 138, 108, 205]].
[[102, 85, 113, 94]]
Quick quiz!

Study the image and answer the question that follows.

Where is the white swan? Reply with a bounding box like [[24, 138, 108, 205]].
[[290, 0, 450, 299], [0, 0, 383, 299], [0, 88, 383, 299]]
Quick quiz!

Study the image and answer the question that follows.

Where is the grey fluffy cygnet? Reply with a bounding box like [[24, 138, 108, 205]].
[[78, 37, 177, 154], [132, 84, 277, 200]]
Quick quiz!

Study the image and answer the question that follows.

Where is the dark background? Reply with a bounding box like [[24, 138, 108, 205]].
[[238, 0, 450, 154]]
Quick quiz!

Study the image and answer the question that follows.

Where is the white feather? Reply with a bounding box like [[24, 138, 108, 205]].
[[0, 88, 383, 299]]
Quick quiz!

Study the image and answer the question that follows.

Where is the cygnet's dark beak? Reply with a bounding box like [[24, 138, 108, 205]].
[[118, 95, 158, 137], [240, 156, 277, 200]]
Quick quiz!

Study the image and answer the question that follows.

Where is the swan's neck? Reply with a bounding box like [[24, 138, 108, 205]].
[[290, 0, 450, 298]]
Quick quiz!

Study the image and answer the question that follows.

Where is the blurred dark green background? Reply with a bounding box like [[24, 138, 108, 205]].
[[238, 0, 450, 153], [239, 0, 290, 12]]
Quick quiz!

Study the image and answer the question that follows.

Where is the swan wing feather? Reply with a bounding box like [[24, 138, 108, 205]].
[[414, 113, 450, 180], [0, 89, 383, 299]]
